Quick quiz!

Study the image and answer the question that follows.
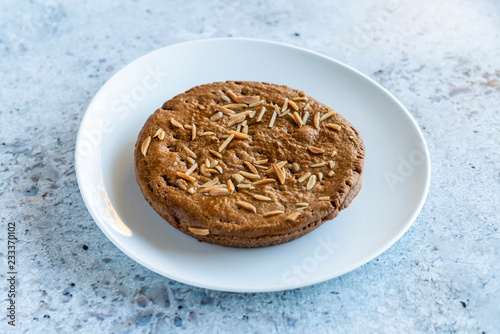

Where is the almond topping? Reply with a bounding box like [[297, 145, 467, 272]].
[[210, 112, 223, 121], [313, 112, 320, 129], [153, 128, 164, 138], [170, 118, 184, 129], [240, 171, 261, 180], [318, 172, 323, 181], [298, 172, 311, 183], [308, 146, 325, 154], [302, 112, 310, 125], [248, 100, 264, 108], [296, 202, 309, 207], [176, 179, 188, 190], [293, 97, 308, 102], [209, 150, 222, 158], [311, 162, 327, 168], [253, 164, 269, 170], [288, 100, 299, 111], [221, 94, 231, 102], [191, 124, 196, 140], [215, 105, 236, 116], [320, 109, 336, 122], [210, 160, 218, 168], [263, 210, 284, 217], [230, 110, 251, 118], [319, 196, 330, 201], [218, 134, 235, 152], [253, 178, 276, 185], [227, 180, 235, 192], [214, 165, 223, 174], [201, 177, 219, 188], [141, 136, 151, 156], [209, 188, 232, 196], [244, 161, 258, 175], [268, 110, 277, 127], [242, 125, 248, 135], [328, 160, 335, 169], [201, 184, 227, 192], [328, 171, 335, 177], [236, 184, 254, 189], [236, 200, 256, 213], [292, 112, 303, 127], [184, 124, 192, 129], [282, 98, 289, 112], [239, 96, 260, 104], [273, 163, 285, 185], [232, 173, 245, 183], [226, 90, 241, 103], [200, 131, 215, 137], [249, 110, 257, 118], [227, 114, 246, 127], [177, 172, 196, 182], [286, 212, 301, 221], [227, 130, 249, 139], [279, 110, 291, 117], [326, 123, 341, 131], [274, 104, 281, 114], [256, 107, 266, 122], [306, 175, 317, 191], [304, 103, 311, 111], [255, 159, 268, 164], [187, 156, 196, 165], [224, 103, 248, 110], [188, 227, 209, 235], [253, 194, 271, 201], [187, 188, 195, 194], [184, 146, 197, 159], [185, 162, 198, 175], [200, 163, 211, 177], [292, 162, 300, 172]]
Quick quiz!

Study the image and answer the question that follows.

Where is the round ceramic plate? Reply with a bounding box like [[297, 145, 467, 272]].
[[75, 38, 430, 292]]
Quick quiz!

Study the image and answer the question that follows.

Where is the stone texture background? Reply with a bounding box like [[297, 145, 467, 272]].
[[0, 0, 499, 333]]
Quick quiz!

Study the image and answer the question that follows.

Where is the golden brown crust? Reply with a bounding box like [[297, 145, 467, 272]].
[[134, 81, 365, 248]]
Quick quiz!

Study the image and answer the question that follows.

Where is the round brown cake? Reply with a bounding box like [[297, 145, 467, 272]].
[[134, 81, 365, 248]]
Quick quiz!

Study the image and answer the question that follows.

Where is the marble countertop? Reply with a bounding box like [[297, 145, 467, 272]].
[[1, 0, 499, 333]]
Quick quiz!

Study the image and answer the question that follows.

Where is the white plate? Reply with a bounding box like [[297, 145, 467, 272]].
[[75, 38, 430, 292]]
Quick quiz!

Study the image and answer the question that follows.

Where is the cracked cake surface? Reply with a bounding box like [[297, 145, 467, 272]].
[[134, 81, 365, 248]]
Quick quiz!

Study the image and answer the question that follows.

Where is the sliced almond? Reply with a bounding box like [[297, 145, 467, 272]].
[[221, 94, 231, 102], [177, 172, 196, 182], [201, 177, 219, 188], [320, 109, 336, 122], [239, 96, 260, 104], [249, 109, 257, 118], [186, 157, 196, 165], [249, 100, 264, 108], [209, 150, 222, 159], [227, 114, 246, 127], [210, 112, 223, 121], [185, 162, 198, 175], [218, 134, 235, 152], [319, 196, 330, 201], [274, 104, 281, 114], [191, 124, 196, 140], [253, 194, 271, 201], [255, 159, 268, 164], [214, 165, 223, 174], [232, 173, 245, 183], [298, 172, 311, 183], [318, 172, 324, 181], [302, 112, 310, 125], [268, 110, 277, 127], [292, 112, 303, 127], [256, 107, 266, 122], [153, 128, 163, 138], [170, 118, 184, 129], [236, 184, 254, 189], [279, 110, 291, 118], [304, 103, 311, 111], [200, 184, 227, 192], [184, 124, 192, 129], [200, 163, 211, 177], [263, 210, 284, 217], [215, 105, 235, 116], [226, 90, 240, 103], [296, 202, 309, 207], [176, 179, 188, 190], [306, 174, 317, 191], [293, 97, 308, 102], [282, 98, 289, 112], [187, 188, 196, 194], [141, 136, 151, 156], [184, 146, 197, 159], [253, 164, 269, 170], [253, 178, 276, 185], [188, 227, 209, 236], [328, 160, 335, 169], [286, 212, 301, 221], [240, 171, 261, 180], [227, 180, 235, 193], [328, 171, 335, 177], [288, 100, 299, 111], [326, 123, 341, 131], [236, 200, 256, 213], [209, 188, 232, 196], [313, 112, 320, 129], [273, 163, 285, 185], [227, 130, 249, 139], [224, 103, 248, 110], [308, 146, 325, 154], [311, 162, 327, 168], [230, 110, 251, 118], [244, 161, 258, 175], [242, 125, 248, 135], [292, 162, 300, 172], [210, 159, 218, 168]]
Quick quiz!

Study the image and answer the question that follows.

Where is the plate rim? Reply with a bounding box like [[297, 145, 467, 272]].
[[75, 37, 431, 292]]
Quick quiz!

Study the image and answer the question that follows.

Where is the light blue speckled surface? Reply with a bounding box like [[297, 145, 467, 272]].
[[1, 0, 499, 333]]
